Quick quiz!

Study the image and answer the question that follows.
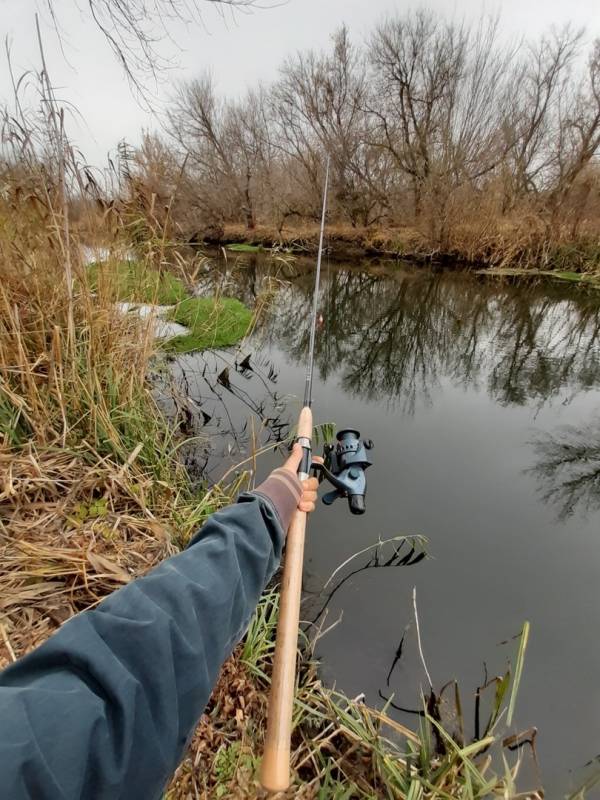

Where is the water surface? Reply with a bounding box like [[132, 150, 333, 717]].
[[164, 255, 600, 794]]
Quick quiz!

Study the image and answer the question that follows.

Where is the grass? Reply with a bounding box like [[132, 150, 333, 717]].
[[217, 222, 600, 276], [164, 296, 253, 352], [552, 270, 600, 286], [480, 266, 600, 289], [0, 255, 203, 659], [169, 590, 540, 798], [88, 258, 253, 353], [226, 243, 265, 253], [88, 259, 188, 304]]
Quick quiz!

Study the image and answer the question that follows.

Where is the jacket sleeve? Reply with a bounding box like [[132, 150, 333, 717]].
[[0, 472, 301, 800]]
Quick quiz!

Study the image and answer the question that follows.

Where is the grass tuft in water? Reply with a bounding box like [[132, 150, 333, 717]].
[[170, 589, 542, 798], [164, 296, 253, 352]]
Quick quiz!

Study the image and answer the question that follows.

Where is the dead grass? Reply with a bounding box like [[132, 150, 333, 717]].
[[220, 220, 600, 274], [0, 146, 212, 665], [0, 445, 177, 663]]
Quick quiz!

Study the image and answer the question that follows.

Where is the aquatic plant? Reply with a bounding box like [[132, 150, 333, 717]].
[[226, 243, 265, 253], [169, 587, 540, 799], [165, 296, 253, 352]]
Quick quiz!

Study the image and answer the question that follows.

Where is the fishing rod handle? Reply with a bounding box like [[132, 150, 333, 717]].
[[260, 508, 306, 792], [260, 406, 313, 793]]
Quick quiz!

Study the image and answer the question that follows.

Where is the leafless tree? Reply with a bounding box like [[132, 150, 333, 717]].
[[270, 26, 390, 226], [126, 10, 600, 252], [545, 38, 600, 230], [498, 28, 600, 234], [42, 0, 276, 94], [170, 74, 272, 229], [502, 27, 585, 205], [368, 12, 515, 242]]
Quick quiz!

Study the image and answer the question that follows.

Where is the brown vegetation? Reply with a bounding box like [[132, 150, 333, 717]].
[[126, 13, 600, 270]]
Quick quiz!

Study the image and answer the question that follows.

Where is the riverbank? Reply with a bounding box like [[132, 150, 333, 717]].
[[215, 222, 600, 278]]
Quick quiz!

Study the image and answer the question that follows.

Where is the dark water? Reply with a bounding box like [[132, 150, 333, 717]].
[[163, 255, 600, 795]]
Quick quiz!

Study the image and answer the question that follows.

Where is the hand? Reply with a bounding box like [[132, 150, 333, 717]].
[[282, 443, 322, 513]]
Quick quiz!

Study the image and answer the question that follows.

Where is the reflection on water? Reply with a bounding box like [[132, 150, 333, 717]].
[[165, 254, 600, 793], [177, 254, 600, 422], [253, 264, 600, 412], [154, 348, 292, 483], [530, 416, 600, 520]]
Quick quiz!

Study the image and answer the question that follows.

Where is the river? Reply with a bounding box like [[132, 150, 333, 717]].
[[162, 253, 600, 795]]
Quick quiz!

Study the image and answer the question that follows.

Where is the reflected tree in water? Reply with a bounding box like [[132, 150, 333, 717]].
[[530, 417, 600, 519], [489, 290, 600, 405], [250, 260, 600, 413], [168, 256, 600, 520]]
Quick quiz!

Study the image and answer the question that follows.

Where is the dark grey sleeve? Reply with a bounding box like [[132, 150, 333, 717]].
[[0, 479, 300, 800]]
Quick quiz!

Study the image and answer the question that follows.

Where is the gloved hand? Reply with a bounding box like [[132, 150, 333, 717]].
[[282, 443, 321, 513]]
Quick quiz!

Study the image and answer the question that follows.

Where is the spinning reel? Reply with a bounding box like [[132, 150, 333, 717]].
[[311, 429, 373, 515]]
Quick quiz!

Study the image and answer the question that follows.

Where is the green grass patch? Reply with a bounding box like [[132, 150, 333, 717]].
[[164, 297, 252, 353], [552, 270, 600, 287], [552, 270, 582, 282], [88, 260, 188, 304], [226, 243, 264, 253]]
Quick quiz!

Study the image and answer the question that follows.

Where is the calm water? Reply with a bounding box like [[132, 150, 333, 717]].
[[163, 255, 600, 795]]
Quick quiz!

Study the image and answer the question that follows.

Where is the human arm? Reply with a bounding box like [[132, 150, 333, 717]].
[[0, 446, 318, 800]]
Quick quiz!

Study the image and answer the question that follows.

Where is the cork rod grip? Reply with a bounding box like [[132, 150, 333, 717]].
[[260, 406, 313, 793]]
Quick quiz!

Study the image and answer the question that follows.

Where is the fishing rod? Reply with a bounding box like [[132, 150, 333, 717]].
[[260, 158, 374, 792]]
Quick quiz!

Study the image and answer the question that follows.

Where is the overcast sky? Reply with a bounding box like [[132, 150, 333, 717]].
[[1, 0, 599, 165]]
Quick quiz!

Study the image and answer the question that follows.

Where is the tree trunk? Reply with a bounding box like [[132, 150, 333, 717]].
[[243, 169, 255, 230], [412, 177, 423, 221]]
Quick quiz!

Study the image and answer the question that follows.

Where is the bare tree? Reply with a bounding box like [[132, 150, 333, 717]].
[[502, 27, 585, 206], [270, 27, 390, 226], [368, 12, 514, 242], [42, 0, 276, 93], [545, 38, 600, 230], [498, 28, 600, 233], [124, 9, 600, 255], [170, 74, 270, 229]]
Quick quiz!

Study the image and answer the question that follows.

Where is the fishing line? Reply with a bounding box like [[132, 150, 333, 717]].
[[326, 211, 331, 371], [303, 158, 330, 408]]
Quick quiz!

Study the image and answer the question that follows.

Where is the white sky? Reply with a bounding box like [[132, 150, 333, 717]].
[[1, 0, 599, 165]]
